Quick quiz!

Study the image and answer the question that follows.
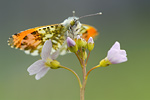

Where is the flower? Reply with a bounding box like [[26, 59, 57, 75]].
[[67, 37, 78, 52], [27, 39, 60, 80], [100, 41, 127, 67], [87, 37, 94, 51]]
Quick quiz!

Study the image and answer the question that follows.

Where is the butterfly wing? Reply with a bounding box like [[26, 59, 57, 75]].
[[8, 24, 98, 56], [80, 24, 98, 41], [8, 24, 65, 56]]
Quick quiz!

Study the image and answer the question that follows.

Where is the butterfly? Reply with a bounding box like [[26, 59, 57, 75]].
[[8, 12, 101, 56]]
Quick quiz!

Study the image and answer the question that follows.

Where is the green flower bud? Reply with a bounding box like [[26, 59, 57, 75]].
[[87, 37, 94, 51]]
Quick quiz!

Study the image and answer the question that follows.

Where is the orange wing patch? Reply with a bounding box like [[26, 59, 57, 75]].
[[81, 24, 98, 41], [8, 29, 41, 50], [20, 31, 42, 50]]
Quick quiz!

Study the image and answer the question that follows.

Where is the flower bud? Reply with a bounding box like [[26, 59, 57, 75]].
[[82, 39, 87, 49], [67, 37, 78, 53], [76, 35, 83, 48], [87, 37, 94, 51], [76, 35, 87, 49]]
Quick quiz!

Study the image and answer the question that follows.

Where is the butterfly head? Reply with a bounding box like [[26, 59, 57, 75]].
[[61, 17, 82, 38]]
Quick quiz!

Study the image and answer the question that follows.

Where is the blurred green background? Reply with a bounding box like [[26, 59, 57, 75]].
[[0, 0, 150, 100]]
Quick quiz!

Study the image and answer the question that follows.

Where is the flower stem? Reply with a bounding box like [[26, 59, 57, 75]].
[[80, 58, 87, 100], [80, 86, 85, 100], [75, 52, 83, 67], [59, 65, 82, 88], [86, 65, 101, 79], [85, 51, 91, 65], [80, 65, 101, 100]]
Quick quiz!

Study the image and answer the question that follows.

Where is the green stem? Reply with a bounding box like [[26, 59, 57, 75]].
[[86, 65, 101, 80], [80, 65, 101, 100], [80, 58, 87, 100], [85, 51, 91, 66], [75, 52, 83, 67]]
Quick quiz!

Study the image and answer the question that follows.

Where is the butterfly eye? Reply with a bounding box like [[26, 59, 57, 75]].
[[74, 19, 78, 25]]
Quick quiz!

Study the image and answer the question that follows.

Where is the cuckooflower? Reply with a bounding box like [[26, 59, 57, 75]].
[[100, 41, 127, 67], [27, 39, 60, 80]]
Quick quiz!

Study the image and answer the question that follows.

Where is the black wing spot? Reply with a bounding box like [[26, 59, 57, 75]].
[[13, 33, 19, 36], [31, 31, 37, 35], [23, 36, 28, 40], [47, 27, 50, 29], [14, 33, 18, 35]]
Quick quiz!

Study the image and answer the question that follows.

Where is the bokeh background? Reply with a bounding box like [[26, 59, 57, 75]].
[[0, 0, 150, 100]]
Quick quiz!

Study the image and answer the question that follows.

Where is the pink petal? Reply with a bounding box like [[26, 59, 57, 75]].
[[35, 67, 50, 80], [77, 35, 81, 39], [27, 60, 45, 75], [107, 41, 127, 64], [67, 37, 75, 47], [88, 37, 94, 43], [110, 41, 120, 50], [41, 39, 52, 60], [107, 49, 119, 60], [51, 50, 60, 60], [120, 50, 127, 56], [108, 52, 127, 64], [119, 55, 128, 63], [109, 54, 123, 64]]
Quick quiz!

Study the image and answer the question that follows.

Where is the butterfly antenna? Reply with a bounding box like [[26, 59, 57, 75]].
[[72, 11, 75, 16], [79, 12, 102, 19]]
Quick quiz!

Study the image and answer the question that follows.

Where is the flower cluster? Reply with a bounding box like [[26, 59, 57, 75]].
[[67, 35, 94, 61], [67, 36, 127, 67], [27, 35, 127, 100], [27, 36, 127, 80]]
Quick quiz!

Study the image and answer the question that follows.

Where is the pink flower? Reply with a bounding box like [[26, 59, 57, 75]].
[[100, 41, 127, 67], [107, 41, 127, 64], [27, 39, 59, 80]]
